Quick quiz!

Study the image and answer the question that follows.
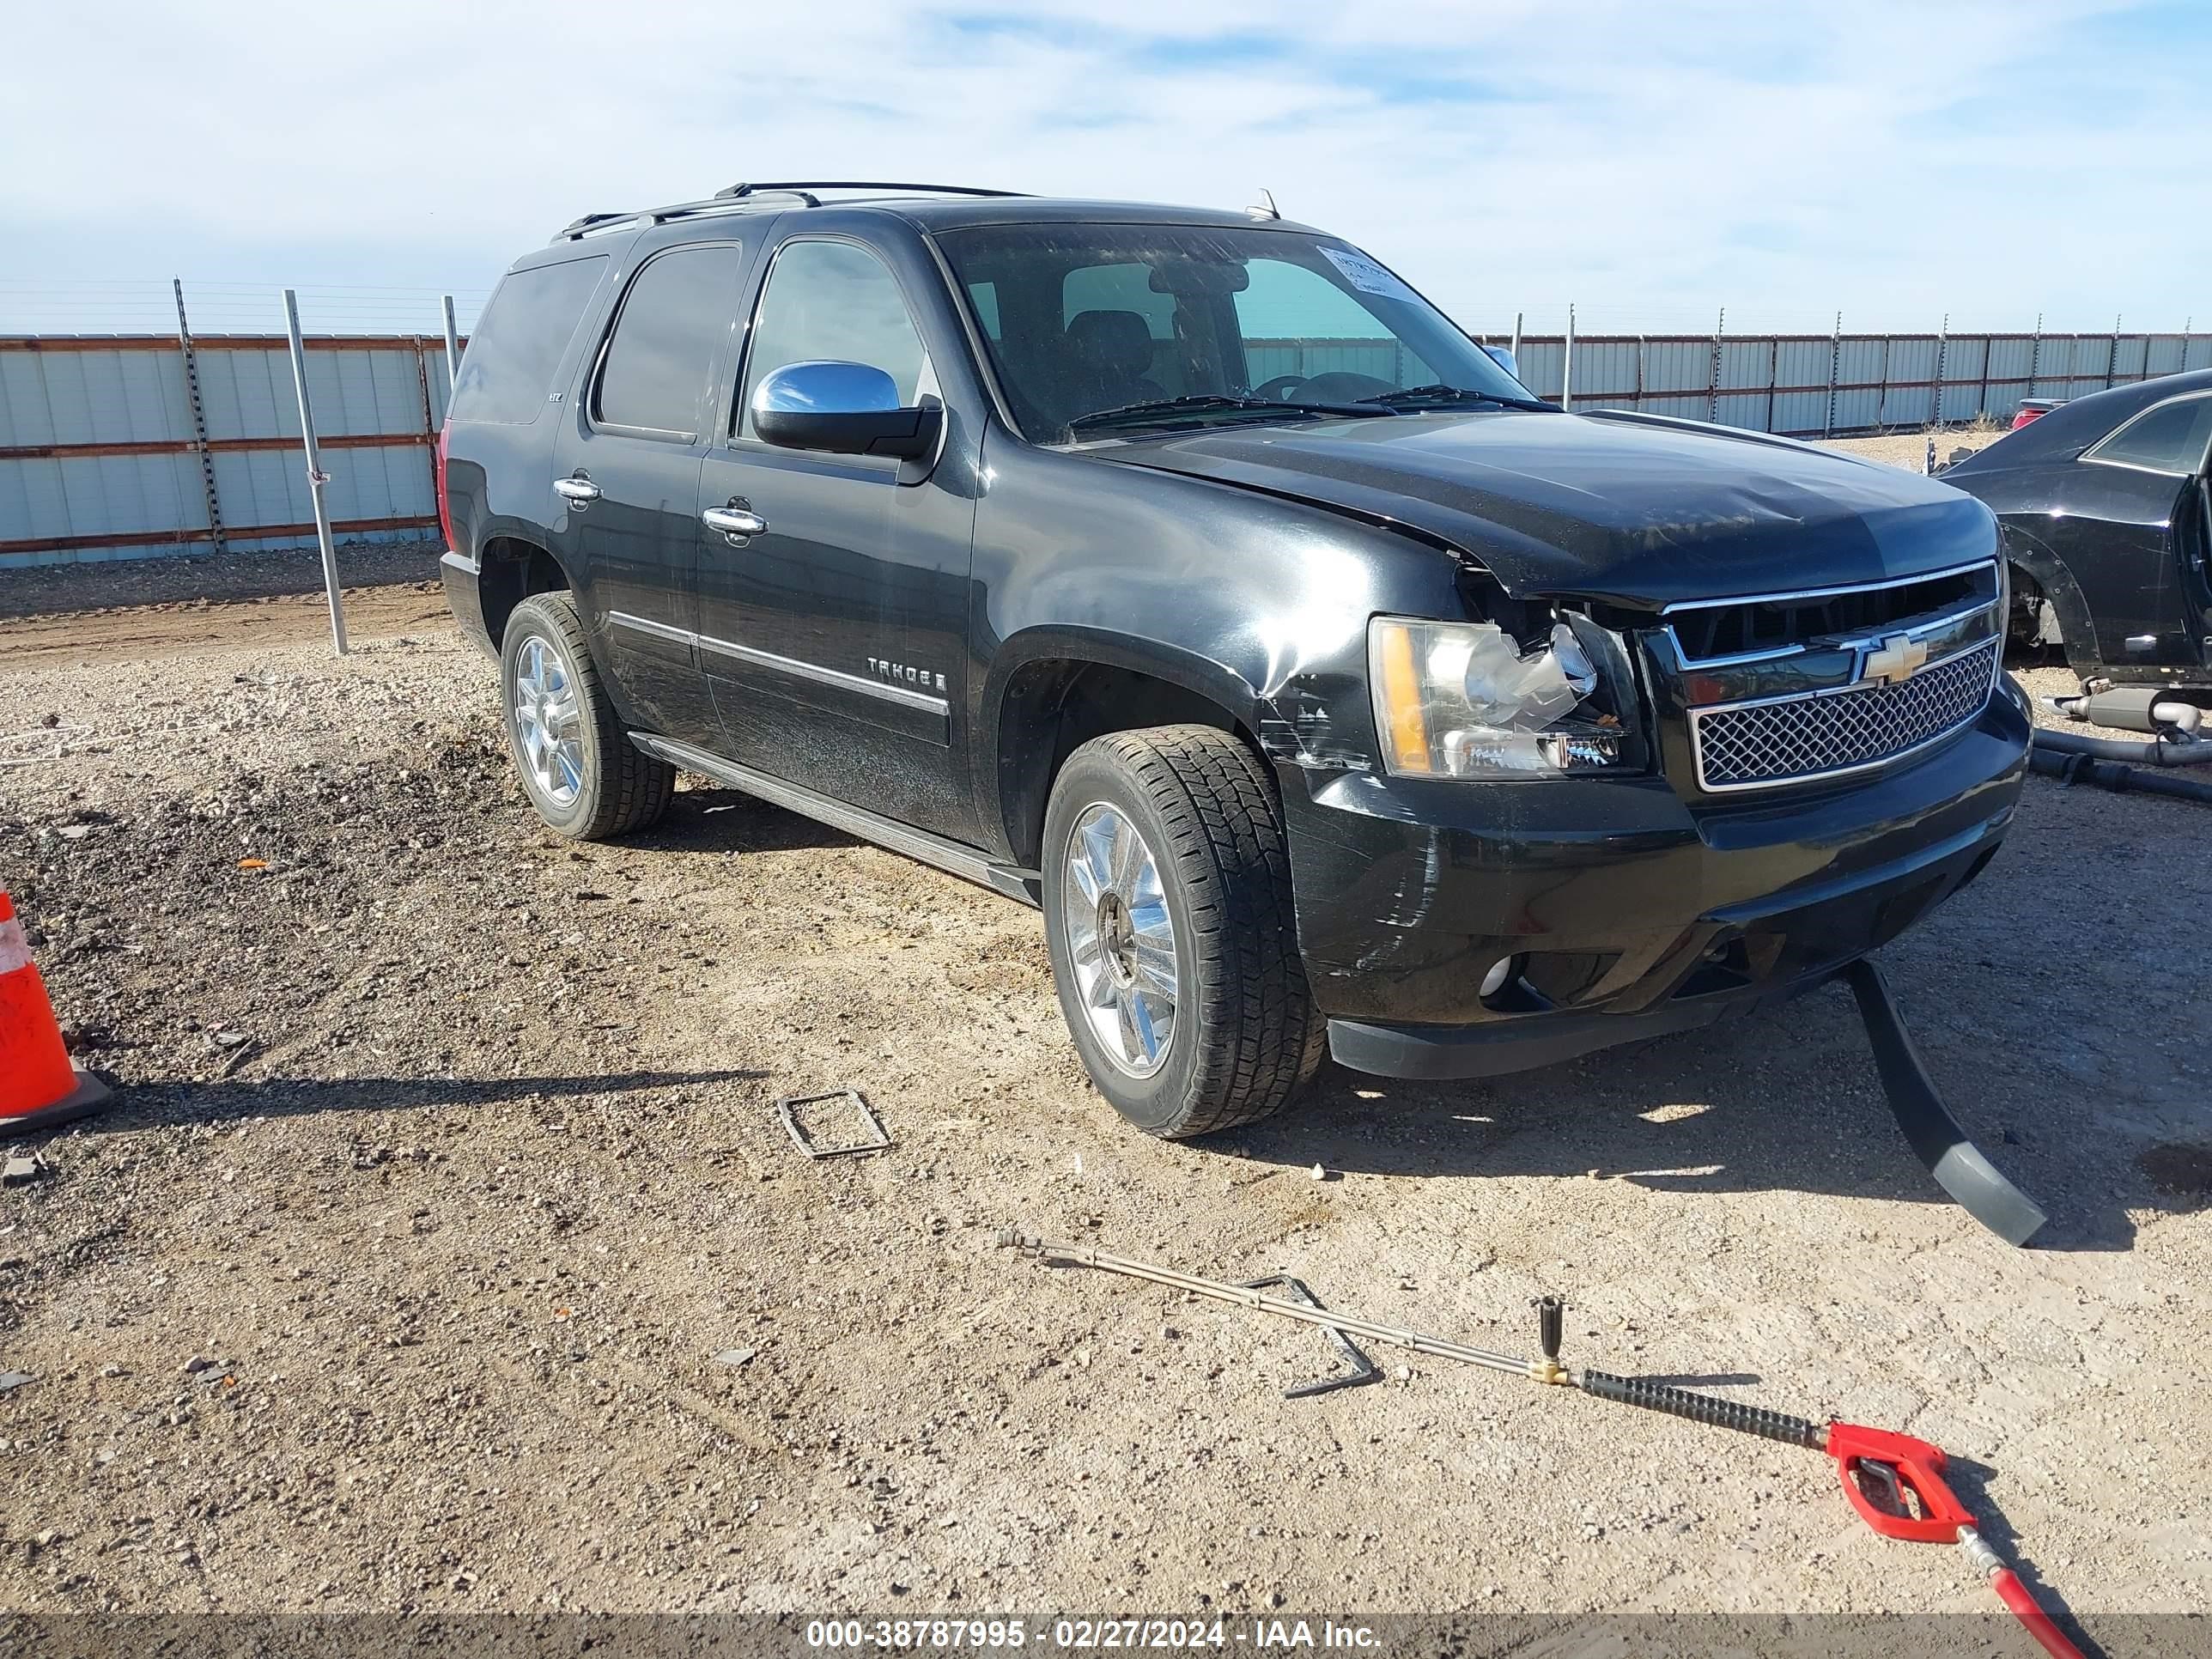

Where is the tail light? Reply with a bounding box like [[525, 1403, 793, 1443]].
[[2008, 409, 2040, 431], [434, 419, 455, 551]]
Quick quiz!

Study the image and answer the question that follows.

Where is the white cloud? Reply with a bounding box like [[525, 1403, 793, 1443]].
[[3, 0, 2204, 331]]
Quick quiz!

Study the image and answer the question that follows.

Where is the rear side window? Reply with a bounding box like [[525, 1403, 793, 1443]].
[[2087, 395, 2212, 475], [593, 246, 747, 438], [449, 256, 606, 425]]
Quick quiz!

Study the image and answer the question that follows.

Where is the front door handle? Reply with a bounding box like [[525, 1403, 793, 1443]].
[[701, 503, 769, 543], [554, 475, 601, 504]]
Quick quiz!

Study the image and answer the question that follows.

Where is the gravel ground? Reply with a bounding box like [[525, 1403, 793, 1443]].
[[0, 606, 2207, 1640], [0, 542, 442, 622]]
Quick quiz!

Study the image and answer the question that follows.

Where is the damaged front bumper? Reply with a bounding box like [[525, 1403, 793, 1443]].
[[1283, 677, 2032, 1081]]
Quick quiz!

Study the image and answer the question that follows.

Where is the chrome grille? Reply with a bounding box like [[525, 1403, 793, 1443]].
[[1692, 640, 1999, 791]]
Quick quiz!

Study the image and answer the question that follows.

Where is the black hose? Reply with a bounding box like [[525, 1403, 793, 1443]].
[[2028, 745, 2212, 804], [2031, 727, 2212, 767]]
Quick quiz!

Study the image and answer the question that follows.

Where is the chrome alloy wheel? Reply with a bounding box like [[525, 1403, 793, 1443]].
[[513, 634, 586, 809], [1062, 802, 1179, 1077]]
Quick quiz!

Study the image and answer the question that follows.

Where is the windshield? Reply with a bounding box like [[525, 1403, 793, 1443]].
[[935, 222, 1536, 442]]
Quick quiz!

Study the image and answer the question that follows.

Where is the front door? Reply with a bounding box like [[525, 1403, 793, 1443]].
[[696, 234, 978, 842], [2056, 391, 2212, 667], [550, 242, 749, 749]]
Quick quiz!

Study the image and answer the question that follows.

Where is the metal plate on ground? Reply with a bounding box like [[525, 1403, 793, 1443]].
[[777, 1089, 893, 1160]]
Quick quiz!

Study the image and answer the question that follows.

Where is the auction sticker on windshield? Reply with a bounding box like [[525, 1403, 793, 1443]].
[[1319, 246, 1415, 301]]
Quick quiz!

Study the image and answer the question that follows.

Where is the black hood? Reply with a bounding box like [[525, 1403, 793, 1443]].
[[1086, 408, 1996, 610]]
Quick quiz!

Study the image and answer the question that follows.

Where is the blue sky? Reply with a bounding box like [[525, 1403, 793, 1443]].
[[3, 0, 2206, 335]]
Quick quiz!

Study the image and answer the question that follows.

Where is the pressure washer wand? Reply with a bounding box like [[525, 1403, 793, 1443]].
[[998, 1230, 2083, 1659]]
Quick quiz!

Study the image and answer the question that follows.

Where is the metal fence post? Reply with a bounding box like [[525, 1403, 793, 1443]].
[[2028, 313, 2043, 398], [1634, 334, 1646, 411], [172, 277, 226, 558], [441, 295, 461, 395], [1706, 307, 1724, 424], [2106, 313, 2120, 388], [1510, 310, 1522, 369], [1764, 335, 1778, 433], [1560, 304, 1574, 410], [282, 289, 349, 657], [1931, 313, 1948, 428], [1823, 311, 1841, 438]]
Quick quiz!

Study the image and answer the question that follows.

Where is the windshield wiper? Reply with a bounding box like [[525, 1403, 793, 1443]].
[[1356, 384, 1553, 412], [1066, 393, 1395, 436]]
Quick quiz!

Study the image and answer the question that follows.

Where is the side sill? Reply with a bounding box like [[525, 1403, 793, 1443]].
[[629, 732, 1041, 908]]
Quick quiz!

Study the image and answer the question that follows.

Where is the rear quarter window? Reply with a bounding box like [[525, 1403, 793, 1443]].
[[450, 255, 608, 425], [2086, 395, 2212, 475]]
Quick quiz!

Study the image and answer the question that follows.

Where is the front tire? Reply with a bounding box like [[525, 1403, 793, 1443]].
[[499, 592, 674, 840], [1042, 725, 1322, 1138]]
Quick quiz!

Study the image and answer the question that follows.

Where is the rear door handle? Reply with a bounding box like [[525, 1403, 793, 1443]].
[[554, 476, 601, 503], [702, 504, 769, 543]]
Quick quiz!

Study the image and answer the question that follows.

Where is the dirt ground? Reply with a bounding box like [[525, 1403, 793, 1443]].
[[1, 503, 2207, 1646]]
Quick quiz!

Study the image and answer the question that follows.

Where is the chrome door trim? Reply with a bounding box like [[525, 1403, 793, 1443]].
[[607, 611, 949, 717], [694, 632, 950, 715], [605, 610, 694, 647]]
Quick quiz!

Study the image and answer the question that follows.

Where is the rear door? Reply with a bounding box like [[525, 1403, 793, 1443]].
[[693, 231, 981, 842], [549, 241, 750, 746]]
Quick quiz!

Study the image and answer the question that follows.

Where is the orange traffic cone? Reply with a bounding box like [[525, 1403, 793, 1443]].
[[1, 890, 111, 1135]]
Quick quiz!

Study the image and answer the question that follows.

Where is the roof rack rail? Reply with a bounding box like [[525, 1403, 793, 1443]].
[[552, 182, 1029, 244], [550, 195, 788, 243], [554, 210, 637, 240], [714, 180, 1027, 202]]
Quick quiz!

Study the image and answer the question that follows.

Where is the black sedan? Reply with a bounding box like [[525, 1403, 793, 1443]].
[[1941, 368, 2212, 692]]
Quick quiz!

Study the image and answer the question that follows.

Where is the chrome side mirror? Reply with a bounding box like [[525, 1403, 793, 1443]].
[[750, 361, 940, 460]]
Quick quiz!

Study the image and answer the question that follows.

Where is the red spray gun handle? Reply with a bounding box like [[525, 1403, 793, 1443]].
[[1574, 1374, 1978, 1546], [1825, 1420, 1975, 1543]]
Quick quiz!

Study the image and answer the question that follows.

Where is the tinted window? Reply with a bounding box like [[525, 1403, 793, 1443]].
[[936, 222, 1525, 441], [449, 256, 606, 425], [1235, 257, 1437, 389], [741, 241, 928, 436], [594, 246, 746, 436], [967, 282, 1001, 342], [2089, 395, 2212, 474]]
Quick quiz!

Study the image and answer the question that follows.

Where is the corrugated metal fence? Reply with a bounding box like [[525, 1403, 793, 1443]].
[[0, 333, 459, 569], [5, 324, 2209, 568], [1496, 327, 2212, 431]]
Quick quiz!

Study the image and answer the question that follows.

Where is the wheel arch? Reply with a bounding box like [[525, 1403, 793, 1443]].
[[477, 535, 576, 652], [981, 629, 1271, 869], [1997, 520, 2100, 679]]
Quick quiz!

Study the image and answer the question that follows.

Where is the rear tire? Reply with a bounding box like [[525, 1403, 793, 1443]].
[[499, 592, 674, 840], [1042, 725, 1322, 1138]]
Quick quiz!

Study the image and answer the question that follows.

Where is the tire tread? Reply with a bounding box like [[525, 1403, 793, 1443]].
[[1058, 724, 1322, 1138], [506, 592, 675, 840]]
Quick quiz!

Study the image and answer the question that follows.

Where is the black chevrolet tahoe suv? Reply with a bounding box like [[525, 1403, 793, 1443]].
[[439, 182, 2032, 1139]]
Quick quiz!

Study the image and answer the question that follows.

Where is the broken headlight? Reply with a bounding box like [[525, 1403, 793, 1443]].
[[1368, 614, 1634, 778]]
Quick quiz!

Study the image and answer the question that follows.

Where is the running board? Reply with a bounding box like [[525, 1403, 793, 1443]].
[[628, 733, 1041, 907]]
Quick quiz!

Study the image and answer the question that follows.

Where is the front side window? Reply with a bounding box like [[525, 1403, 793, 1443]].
[[593, 245, 746, 437], [935, 222, 1531, 441], [740, 240, 930, 437], [2086, 395, 2212, 476]]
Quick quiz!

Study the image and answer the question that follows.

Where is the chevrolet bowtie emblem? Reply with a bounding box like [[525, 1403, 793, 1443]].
[[1862, 632, 1929, 685]]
